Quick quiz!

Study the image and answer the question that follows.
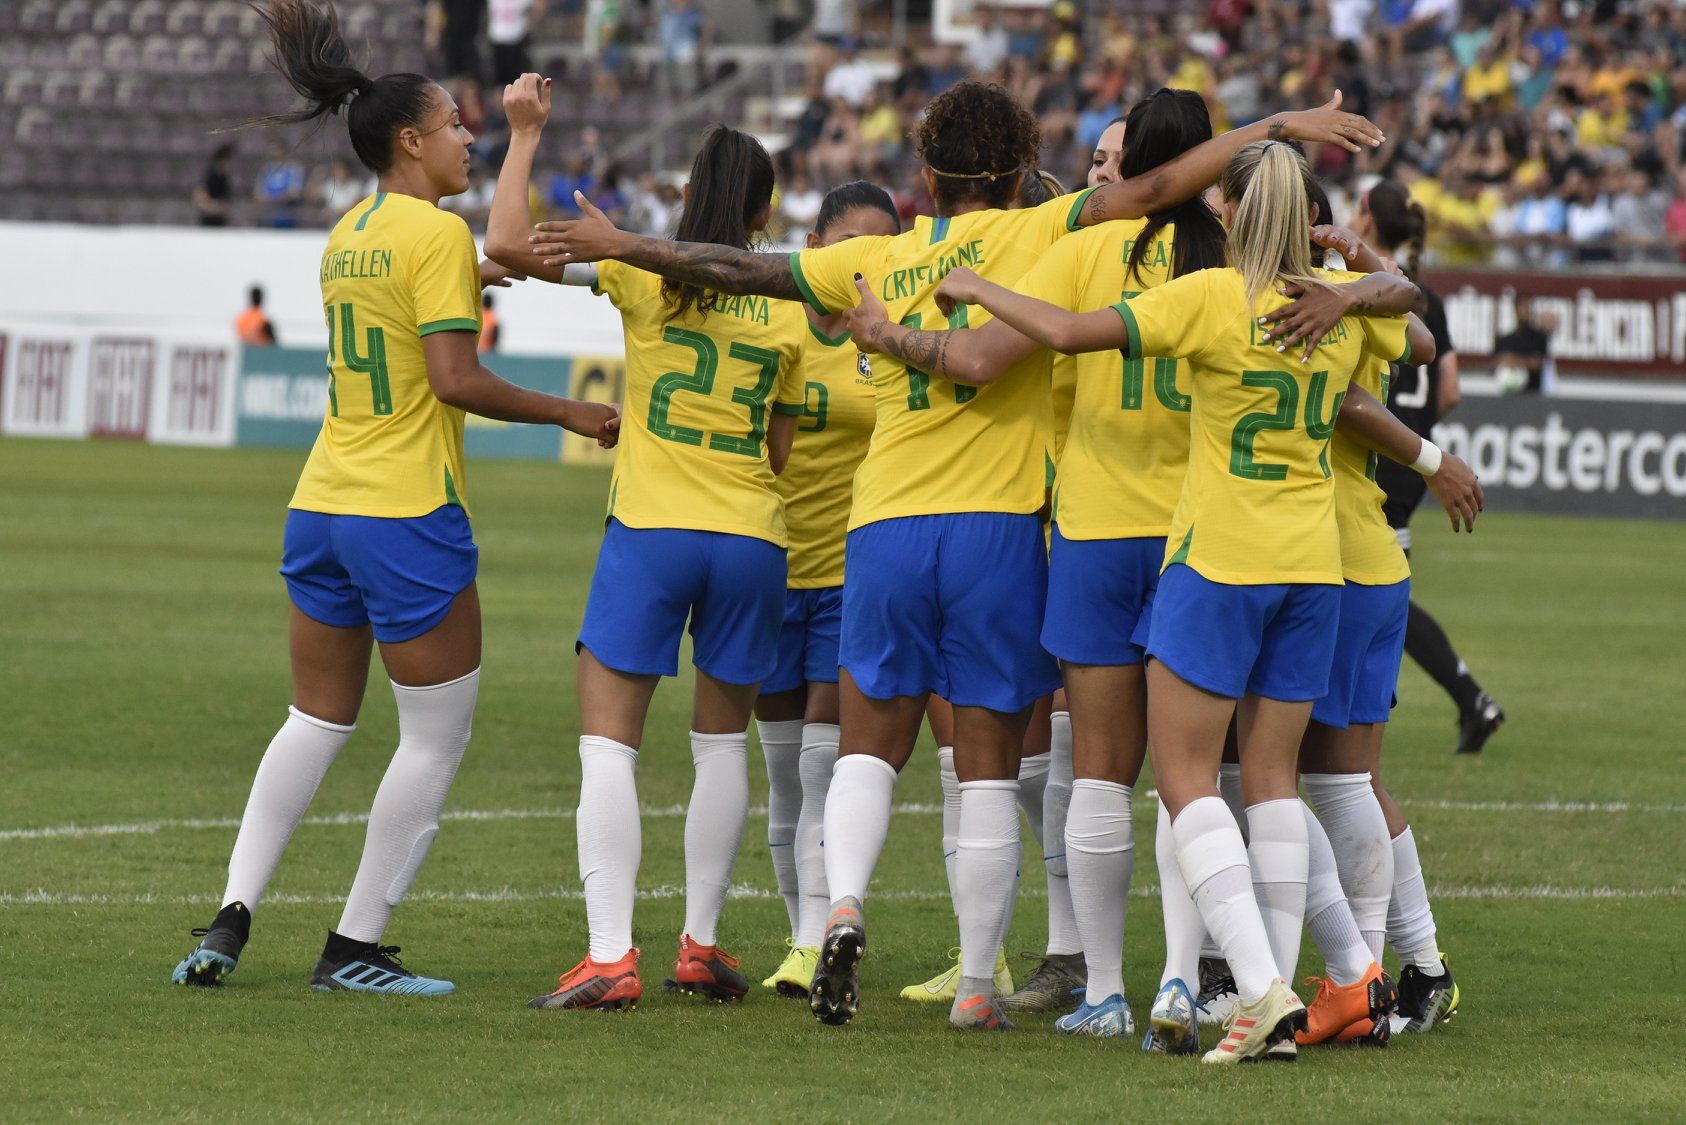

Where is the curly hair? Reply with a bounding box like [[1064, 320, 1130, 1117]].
[[912, 82, 1042, 211]]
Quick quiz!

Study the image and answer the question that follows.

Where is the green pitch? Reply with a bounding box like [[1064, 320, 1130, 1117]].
[[2, 439, 1680, 1122]]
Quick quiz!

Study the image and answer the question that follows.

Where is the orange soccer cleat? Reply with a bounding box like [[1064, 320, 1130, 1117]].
[[527, 948, 642, 1011], [665, 935, 750, 1002], [1296, 962, 1396, 1046]]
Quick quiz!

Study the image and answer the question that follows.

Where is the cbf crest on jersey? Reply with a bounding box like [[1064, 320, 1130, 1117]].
[[856, 352, 874, 383]]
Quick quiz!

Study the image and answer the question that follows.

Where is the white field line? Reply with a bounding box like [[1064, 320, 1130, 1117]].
[[3, 794, 1681, 843], [3, 882, 1681, 908]]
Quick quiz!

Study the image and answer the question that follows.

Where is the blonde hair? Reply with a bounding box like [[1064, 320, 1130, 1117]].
[[1220, 141, 1321, 310]]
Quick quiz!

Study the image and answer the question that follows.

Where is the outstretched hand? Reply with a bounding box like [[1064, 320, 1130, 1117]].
[[1426, 452, 1484, 532], [1272, 91, 1386, 154], [530, 191, 626, 267], [502, 72, 552, 134], [843, 275, 891, 354], [565, 400, 622, 448]]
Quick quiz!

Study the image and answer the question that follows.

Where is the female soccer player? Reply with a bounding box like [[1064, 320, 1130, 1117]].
[[843, 88, 1224, 1040], [753, 181, 901, 999], [1359, 181, 1504, 756], [1086, 115, 1127, 186], [917, 141, 1480, 1059], [530, 83, 1383, 1031], [485, 77, 809, 1011], [170, 1, 617, 995]]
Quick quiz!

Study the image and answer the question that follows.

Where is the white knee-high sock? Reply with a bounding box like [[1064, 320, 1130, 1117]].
[[1387, 826, 1444, 974], [222, 707, 355, 909], [1016, 751, 1049, 843], [957, 779, 1020, 983], [577, 734, 640, 962], [1302, 771, 1393, 960], [683, 730, 750, 946], [756, 718, 804, 939], [1173, 796, 1279, 1005], [1199, 762, 1249, 963], [1303, 800, 1373, 986], [1156, 796, 1206, 990], [1066, 778, 1133, 1004], [823, 754, 898, 904], [937, 745, 961, 916], [1245, 798, 1309, 984], [794, 723, 838, 948], [337, 670, 478, 943], [1043, 712, 1080, 956], [1015, 751, 1062, 955]]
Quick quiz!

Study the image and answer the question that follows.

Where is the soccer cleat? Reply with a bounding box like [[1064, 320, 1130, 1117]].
[[1392, 957, 1460, 1033], [810, 897, 865, 1026], [762, 940, 820, 999], [950, 990, 1014, 1032], [171, 901, 251, 987], [899, 945, 1014, 1003], [528, 948, 642, 1011], [1001, 951, 1087, 1014], [665, 934, 749, 1002], [1142, 977, 1202, 1055], [1296, 962, 1396, 1046], [1456, 692, 1505, 755], [1196, 956, 1239, 1026], [1202, 979, 1307, 1065], [1056, 992, 1134, 1038], [310, 933, 454, 996]]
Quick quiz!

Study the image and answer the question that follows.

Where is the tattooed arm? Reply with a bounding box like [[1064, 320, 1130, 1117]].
[[1257, 272, 1421, 362], [1339, 384, 1482, 532], [525, 193, 804, 301], [842, 276, 1040, 384]]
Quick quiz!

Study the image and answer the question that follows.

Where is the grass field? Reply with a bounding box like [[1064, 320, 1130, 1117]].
[[2, 438, 1683, 1122]]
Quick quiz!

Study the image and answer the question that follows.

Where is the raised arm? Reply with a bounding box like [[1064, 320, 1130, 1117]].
[[841, 276, 1041, 384], [1338, 384, 1480, 532], [526, 195, 803, 301], [1081, 92, 1385, 224]]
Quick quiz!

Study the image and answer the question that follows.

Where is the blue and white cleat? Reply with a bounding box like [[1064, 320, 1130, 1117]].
[[1143, 977, 1202, 1055], [171, 901, 250, 987], [310, 933, 454, 996], [1055, 992, 1135, 1038]]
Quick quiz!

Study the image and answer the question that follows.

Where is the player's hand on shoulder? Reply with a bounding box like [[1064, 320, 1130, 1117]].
[[503, 73, 552, 134], [479, 258, 526, 289], [532, 192, 624, 267], [933, 266, 982, 318], [1258, 277, 1349, 364], [843, 275, 890, 354], [1426, 452, 1484, 533], [1310, 224, 1362, 260]]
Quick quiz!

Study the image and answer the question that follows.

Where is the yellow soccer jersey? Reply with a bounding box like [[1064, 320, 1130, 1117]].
[[1021, 218, 1192, 541], [1113, 267, 1403, 585], [772, 321, 878, 587], [291, 191, 482, 518], [1332, 340, 1413, 585], [788, 189, 1097, 529], [594, 259, 807, 545]]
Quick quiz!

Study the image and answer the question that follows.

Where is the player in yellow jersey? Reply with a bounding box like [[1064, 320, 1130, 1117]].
[[485, 77, 809, 1011], [751, 183, 901, 998], [529, 81, 1384, 1031], [921, 141, 1483, 1060], [843, 89, 1227, 1038], [171, 2, 617, 997]]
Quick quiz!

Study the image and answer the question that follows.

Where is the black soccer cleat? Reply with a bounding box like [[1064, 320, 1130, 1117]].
[[310, 931, 455, 996], [1196, 955, 1239, 1025], [1455, 692, 1505, 755], [1393, 957, 1459, 1033], [171, 901, 251, 987], [809, 898, 865, 1027]]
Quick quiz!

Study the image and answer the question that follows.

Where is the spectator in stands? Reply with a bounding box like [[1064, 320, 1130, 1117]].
[[1563, 168, 1615, 263], [1494, 295, 1557, 395], [659, 0, 708, 94], [256, 142, 307, 229], [547, 153, 596, 217], [809, 98, 863, 183], [823, 39, 875, 108], [235, 287, 277, 347], [431, 0, 484, 80], [194, 143, 236, 228], [478, 292, 500, 353], [488, 0, 543, 87], [1610, 168, 1671, 262], [1666, 173, 1686, 263], [779, 171, 823, 236], [317, 160, 370, 222], [965, 6, 1009, 75]]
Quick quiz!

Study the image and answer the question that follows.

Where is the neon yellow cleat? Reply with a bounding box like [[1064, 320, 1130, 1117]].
[[898, 946, 1014, 1003], [761, 941, 819, 999]]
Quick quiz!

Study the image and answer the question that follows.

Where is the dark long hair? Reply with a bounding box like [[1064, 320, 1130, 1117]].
[[815, 180, 900, 237], [233, 0, 435, 176], [662, 125, 776, 319], [1365, 179, 1428, 279], [1120, 89, 1227, 285]]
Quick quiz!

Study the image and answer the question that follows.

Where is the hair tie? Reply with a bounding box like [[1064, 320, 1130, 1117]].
[[346, 77, 375, 105], [926, 162, 1022, 182]]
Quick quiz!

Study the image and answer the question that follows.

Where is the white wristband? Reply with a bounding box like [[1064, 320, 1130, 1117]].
[[1412, 438, 1443, 476]]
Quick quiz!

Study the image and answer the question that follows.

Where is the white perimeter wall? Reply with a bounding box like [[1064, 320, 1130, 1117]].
[[0, 221, 625, 357]]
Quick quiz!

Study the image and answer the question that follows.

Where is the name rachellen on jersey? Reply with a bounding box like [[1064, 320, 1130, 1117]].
[[320, 248, 394, 282]]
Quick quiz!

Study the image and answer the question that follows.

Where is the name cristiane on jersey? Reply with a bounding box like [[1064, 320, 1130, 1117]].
[[881, 239, 987, 301], [320, 248, 394, 282]]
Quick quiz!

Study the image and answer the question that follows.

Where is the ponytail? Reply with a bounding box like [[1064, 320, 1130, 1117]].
[[1120, 89, 1226, 284], [232, 0, 436, 176], [1219, 141, 1321, 311], [663, 124, 777, 320], [1365, 179, 1428, 279]]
